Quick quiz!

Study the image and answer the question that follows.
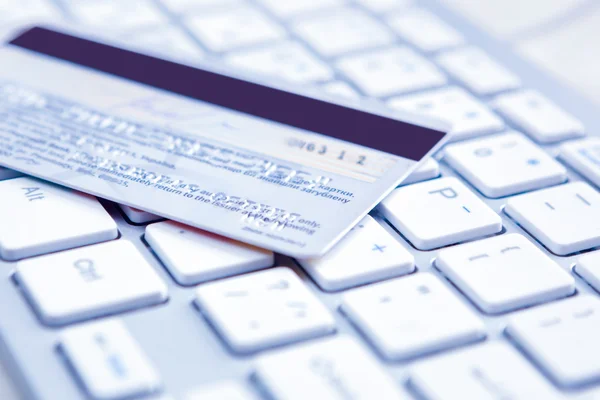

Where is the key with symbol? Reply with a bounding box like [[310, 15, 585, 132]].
[[195, 267, 335, 353], [507, 295, 600, 387], [560, 137, 600, 187], [444, 132, 567, 198], [410, 342, 564, 400], [0, 177, 118, 260], [16, 240, 168, 325], [436, 233, 575, 313], [342, 273, 485, 360], [378, 177, 502, 250], [60, 319, 162, 400], [297, 215, 414, 291], [255, 335, 411, 400], [494, 89, 584, 143], [505, 182, 600, 255]]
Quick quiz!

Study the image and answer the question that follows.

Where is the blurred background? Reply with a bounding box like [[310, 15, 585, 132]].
[[1, 0, 599, 106]]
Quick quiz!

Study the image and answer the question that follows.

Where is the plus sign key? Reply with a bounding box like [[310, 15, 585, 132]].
[[379, 177, 502, 250], [297, 216, 414, 291]]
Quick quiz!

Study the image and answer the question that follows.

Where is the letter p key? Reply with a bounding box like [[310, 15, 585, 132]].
[[428, 187, 458, 199]]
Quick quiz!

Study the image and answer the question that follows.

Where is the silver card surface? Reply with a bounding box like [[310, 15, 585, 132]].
[[0, 27, 449, 257]]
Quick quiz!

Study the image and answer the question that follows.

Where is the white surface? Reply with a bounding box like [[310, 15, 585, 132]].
[[410, 341, 563, 400], [443, 0, 600, 107], [145, 221, 274, 285], [436, 233, 575, 313], [493, 90, 585, 143], [194, 267, 335, 353], [507, 295, 600, 387], [0, 177, 118, 260], [516, 5, 600, 108], [60, 319, 161, 400], [298, 215, 414, 291], [226, 41, 334, 84], [388, 8, 465, 52], [444, 132, 567, 197], [184, 381, 258, 400], [401, 158, 440, 185], [119, 204, 161, 224], [338, 47, 447, 97], [185, 6, 285, 52], [441, 0, 587, 39], [341, 273, 486, 360], [255, 336, 409, 400], [16, 240, 168, 325], [505, 182, 600, 255], [256, 0, 343, 18], [292, 8, 394, 57], [389, 86, 504, 141], [436, 47, 521, 95], [378, 177, 502, 250], [560, 138, 600, 187], [576, 251, 600, 292]]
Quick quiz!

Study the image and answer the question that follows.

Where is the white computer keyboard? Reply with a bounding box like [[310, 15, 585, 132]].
[[1, 0, 600, 399]]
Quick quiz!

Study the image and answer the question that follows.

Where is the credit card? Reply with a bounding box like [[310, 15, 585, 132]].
[[0, 26, 449, 257]]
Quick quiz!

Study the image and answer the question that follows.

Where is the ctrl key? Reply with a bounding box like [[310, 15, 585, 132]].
[[15, 240, 168, 325], [59, 319, 162, 400]]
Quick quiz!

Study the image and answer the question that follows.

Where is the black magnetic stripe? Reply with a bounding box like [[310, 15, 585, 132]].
[[9, 27, 446, 161]]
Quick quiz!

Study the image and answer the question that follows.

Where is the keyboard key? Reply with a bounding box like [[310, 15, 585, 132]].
[[68, 0, 166, 33], [575, 251, 600, 292], [185, 381, 258, 400], [256, 0, 343, 18], [194, 267, 335, 353], [342, 273, 485, 360], [507, 295, 600, 387], [505, 182, 600, 255], [120, 205, 160, 224], [186, 6, 285, 52], [378, 177, 502, 250], [0, 166, 21, 181], [338, 47, 447, 97], [444, 132, 567, 198], [297, 215, 414, 291], [560, 138, 600, 187], [493, 90, 585, 143], [388, 8, 464, 52], [146, 221, 274, 285], [0, 177, 118, 260], [255, 336, 410, 400], [293, 8, 394, 57], [60, 319, 161, 400], [16, 240, 168, 325], [410, 342, 563, 400], [321, 81, 360, 99], [436, 234, 575, 313], [356, 0, 411, 13], [389, 87, 504, 141], [436, 47, 521, 95], [402, 158, 440, 185], [226, 42, 334, 84]]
